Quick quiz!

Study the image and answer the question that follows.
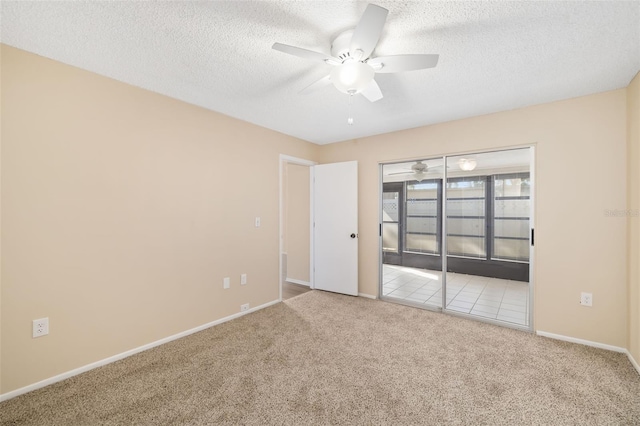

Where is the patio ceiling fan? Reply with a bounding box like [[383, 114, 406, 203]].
[[271, 3, 439, 103], [387, 161, 444, 182]]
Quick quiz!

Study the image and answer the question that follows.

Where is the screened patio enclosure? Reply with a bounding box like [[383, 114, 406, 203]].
[[380, 148, 533, 328]]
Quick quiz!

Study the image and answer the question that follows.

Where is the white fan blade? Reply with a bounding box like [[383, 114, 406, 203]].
[[272, 42, 339, 64], [349, 4, 388, 59], [368, 54, 439, 73], [387, 171, 413, 175], [361, 79, 383, 102], [300, 75, 332, 94]]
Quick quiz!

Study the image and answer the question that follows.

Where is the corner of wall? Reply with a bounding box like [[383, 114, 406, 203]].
[[0, 43, 4, 395], [627, 70, 640, 364]]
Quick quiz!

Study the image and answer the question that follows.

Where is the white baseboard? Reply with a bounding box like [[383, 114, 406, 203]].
[[536, 330, 640, 376], [536, 330, 626, 352], [0, 299, 280, 403], [285, 278, 310, 287], [358, 292, 377, 300], [627, 350, 640, 376]]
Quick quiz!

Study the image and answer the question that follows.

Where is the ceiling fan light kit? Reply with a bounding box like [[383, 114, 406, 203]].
[[413, 171, 426, 182], [272, 3, 439, 124], [330, 60, 375, 94]]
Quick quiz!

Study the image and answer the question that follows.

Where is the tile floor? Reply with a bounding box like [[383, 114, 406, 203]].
[[382, 264, 530, 326]]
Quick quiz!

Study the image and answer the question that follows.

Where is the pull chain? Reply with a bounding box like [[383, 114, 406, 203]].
[[347, 92, 354, 125]]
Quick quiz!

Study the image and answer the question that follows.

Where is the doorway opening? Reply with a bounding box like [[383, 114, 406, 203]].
[[279, 155, 315, 301], [380, 147, 534, 330], [279, 158, 360, 301]]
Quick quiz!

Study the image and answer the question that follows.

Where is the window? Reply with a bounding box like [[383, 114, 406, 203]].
[[382, 191, 400, 252], [492, 174, 530, 262], [446, 177, 487, 259], [405, 180, 440, 254]]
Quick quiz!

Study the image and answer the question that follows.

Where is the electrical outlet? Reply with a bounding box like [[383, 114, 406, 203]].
[[240, 303, 250, 312], [255, 217, 261, 227], [33, 318, 49, 338], [241, 273, 247, 285], [223, 277, 230, 289], [580, 292, 593, 307]]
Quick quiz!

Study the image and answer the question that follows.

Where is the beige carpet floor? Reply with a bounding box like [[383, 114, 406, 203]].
[[1, 290, 639, 425]]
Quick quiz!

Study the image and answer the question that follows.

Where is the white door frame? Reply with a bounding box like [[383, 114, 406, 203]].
[[528, 145, 536, 330], [279, 154, 317, 301]]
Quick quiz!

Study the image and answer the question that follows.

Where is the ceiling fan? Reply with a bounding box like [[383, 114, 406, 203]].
[[271, 3, 439, 103], [387, 161, 443, 182]]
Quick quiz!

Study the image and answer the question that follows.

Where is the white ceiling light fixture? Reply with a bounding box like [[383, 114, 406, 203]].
[[330, 59, 375, 95], [458, 158, 477, 171], [272, 3, 440, 125], [329, 56, 376, 126], [413, 171, 426, 182]]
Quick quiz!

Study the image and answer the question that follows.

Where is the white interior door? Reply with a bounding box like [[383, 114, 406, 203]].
[[313, 161, 358, 296]]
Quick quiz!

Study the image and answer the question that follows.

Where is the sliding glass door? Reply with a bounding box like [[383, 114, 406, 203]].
[[380, 147, 533, 330], [444, 149, 531, 328], [381, 158, 445, 308]]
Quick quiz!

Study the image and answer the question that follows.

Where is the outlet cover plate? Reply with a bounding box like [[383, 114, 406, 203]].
[[240, 303, 250, 312], [33, 317, 49, 338], [580, 292, 593, 307]]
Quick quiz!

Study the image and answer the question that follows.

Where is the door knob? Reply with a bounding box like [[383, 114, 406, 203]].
[[350, 233, 357, 239]]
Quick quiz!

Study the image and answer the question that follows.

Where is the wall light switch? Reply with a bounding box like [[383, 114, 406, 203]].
[[223, 277, 230, 289], [241, 274, 247, 285], [255, 217, 261, 227]]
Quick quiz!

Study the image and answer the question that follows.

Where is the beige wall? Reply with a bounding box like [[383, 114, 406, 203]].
[[1, 42, 636, 396], [0, 46, 3, 394], [320, 90, 629, 348], [0, 45, 319, 394], [628, 71, 640, 364], [285, 163, 310, 283]]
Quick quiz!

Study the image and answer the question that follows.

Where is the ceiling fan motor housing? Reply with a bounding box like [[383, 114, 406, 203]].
[[412, 161, 427, 172], [331, 30, 355, 60]]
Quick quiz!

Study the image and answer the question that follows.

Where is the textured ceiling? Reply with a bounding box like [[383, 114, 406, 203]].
[[2, 1, 639, 145]]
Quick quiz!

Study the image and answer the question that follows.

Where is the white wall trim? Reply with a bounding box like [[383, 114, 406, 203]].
[[278, 154, 316, 302], [358, 292, 377, 300], [0, 299, 280, 403], [285, 278, 310, 287], [536, 330, 626, 353], [536, 330, 640, 375], [627, 350, 640, 376]]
